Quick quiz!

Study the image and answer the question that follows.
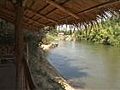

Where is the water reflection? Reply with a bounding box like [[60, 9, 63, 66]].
[[47, 41, 120, 90]]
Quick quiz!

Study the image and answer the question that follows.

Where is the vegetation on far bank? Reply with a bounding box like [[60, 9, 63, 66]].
[[52, 17, 120, 47], [74, 18, 120, 46]]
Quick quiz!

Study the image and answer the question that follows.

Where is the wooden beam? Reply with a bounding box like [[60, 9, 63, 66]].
[[15, 0, 24, 90], [59, 1, 120, 22], [27, 9, 57, 24], [45, 0, 79, 19], [0, 10, 15, 23], [0, 6, 15, 17], [37, 4, 49, 12], [24, 17, 46, 27], [44, 0, 70, 16], [77, 1, 120, 14]]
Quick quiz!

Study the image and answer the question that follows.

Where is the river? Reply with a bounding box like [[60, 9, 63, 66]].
[[47, 41, 120, 90]]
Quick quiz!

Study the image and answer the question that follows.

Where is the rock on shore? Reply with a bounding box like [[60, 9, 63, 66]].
[[41, 42, 58, 50]]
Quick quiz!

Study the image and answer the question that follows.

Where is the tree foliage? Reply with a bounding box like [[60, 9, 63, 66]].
[[75, 17, 120, 46]]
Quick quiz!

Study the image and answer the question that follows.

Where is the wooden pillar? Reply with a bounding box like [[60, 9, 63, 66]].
[[15, 0, 24, 90]]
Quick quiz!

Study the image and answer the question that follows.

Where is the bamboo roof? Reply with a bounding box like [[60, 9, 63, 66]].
[[0, 0, 120, 30]]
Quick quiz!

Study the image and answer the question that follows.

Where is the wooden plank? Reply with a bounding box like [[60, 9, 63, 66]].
[[24, 17, 46, 26], [45, 0, 80, 19], [0, 6, 43, 30], [77, 0, 120, 14], [58, 1, 120, 23], [26, 9, 57, 23], [0, 5, 15, 23], [0, 11, 14, 23]]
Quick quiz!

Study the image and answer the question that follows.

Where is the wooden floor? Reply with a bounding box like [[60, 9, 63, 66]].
[[0, 61, 16, 90]]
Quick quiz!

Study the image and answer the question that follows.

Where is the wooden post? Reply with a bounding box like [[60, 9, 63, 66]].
[[15, 0, 24, 90]]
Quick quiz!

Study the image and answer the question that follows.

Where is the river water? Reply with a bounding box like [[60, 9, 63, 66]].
[[47, 41, 120, 90]]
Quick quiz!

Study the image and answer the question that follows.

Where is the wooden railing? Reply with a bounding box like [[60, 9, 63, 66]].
[[22, 56, 37, 90]]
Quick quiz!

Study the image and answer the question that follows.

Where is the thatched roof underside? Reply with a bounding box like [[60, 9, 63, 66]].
[[0, 0, 120, 30]]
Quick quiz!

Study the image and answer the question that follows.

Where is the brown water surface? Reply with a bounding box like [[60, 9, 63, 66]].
[[47, 41, 120, 90]]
